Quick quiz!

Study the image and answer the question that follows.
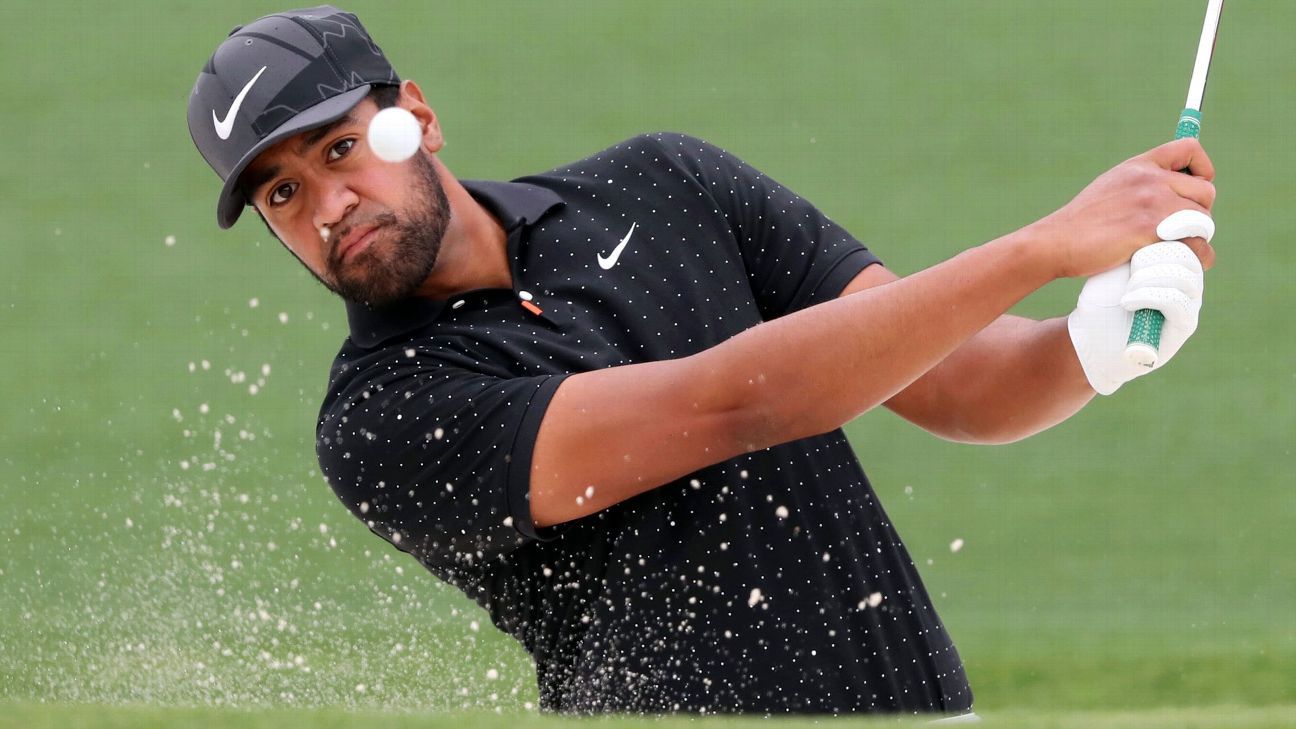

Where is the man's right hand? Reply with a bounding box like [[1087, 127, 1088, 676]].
[[1031, 137, 1217, 280]]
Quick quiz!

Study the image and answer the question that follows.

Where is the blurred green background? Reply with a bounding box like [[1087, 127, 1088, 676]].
[[2, 0, 1293, 722]]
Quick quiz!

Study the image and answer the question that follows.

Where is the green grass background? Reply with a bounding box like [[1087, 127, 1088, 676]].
[[2, 0, 1293, 726]]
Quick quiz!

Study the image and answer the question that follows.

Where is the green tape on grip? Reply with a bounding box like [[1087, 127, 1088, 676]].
[[1128, 308, 1166, 353], [1128, 108, 1203, 361], [1175, 108, 1202, 140]]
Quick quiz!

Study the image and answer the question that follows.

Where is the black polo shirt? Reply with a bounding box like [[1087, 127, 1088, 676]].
[[316, 132, 971, 714]]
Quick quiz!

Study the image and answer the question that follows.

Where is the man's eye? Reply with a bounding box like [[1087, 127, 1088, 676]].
[[328, 138, 354, 162], [269, 182, 297, 206]]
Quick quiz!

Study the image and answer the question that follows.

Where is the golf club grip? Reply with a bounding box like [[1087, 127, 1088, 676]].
[[1124, 108, 1202, 368]]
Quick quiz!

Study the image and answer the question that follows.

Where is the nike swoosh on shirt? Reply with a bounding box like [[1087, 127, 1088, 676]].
[[597, 222, 637, 270], [212, 66, 268, 140]]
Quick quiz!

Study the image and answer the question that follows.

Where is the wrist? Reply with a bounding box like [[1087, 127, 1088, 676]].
[[985, 222, 1062, 289]]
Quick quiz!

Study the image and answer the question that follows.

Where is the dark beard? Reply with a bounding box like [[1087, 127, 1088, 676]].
[[324, 153, 450, 306]]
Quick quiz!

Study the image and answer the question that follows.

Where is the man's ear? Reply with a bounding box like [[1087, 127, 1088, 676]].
[[399, 80, 443, 153]]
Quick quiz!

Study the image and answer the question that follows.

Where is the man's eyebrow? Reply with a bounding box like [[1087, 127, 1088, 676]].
[[295, 113, 356, 156]]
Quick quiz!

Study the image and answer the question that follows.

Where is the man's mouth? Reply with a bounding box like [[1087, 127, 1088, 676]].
[[336, 223, 382, 263]]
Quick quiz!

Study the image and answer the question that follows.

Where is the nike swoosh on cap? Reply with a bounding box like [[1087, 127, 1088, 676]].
[[212, 65, 268, 141], [597, 222, 637, 270]]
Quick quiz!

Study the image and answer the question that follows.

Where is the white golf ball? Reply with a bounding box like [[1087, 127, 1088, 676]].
[[367, 107, 421, 163]]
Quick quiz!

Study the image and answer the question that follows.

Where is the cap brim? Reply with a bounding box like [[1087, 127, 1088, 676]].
[[216, 84, 372, 229]]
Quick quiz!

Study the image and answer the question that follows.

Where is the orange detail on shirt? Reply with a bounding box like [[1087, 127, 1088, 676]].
[[521, 300, 543, 316]]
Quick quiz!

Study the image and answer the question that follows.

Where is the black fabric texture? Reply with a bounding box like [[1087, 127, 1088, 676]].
[[316, 133, 971, 714]]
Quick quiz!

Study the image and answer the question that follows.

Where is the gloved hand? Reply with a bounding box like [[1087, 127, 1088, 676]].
[[1067, 210, 1212, 395]]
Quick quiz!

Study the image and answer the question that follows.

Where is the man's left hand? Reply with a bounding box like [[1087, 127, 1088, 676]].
[[1068, 239, 1207, 395]]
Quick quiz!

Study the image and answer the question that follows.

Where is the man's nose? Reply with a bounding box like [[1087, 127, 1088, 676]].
[[313, 178, 359, 231]]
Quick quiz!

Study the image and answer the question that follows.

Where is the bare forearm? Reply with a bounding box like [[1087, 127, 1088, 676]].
[[697, 229, 1056, 448], [889, 315, 1095, 444]]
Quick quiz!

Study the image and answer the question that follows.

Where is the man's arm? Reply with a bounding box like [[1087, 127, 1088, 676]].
[[841, 265, 1096, 445], [529, 138, 1215, 528]]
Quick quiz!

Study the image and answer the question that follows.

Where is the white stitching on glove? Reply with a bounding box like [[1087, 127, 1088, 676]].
[[1067, 211, 1211, 395]]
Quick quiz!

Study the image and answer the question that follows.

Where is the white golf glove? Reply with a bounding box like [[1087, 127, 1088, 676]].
[[1068, 210, 1212, 395]]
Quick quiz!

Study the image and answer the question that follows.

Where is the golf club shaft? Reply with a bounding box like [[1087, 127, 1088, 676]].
[[1125, 0, 1223, 368]]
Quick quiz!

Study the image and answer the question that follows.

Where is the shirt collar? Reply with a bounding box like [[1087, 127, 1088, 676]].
[[344, 179, 563, 349]]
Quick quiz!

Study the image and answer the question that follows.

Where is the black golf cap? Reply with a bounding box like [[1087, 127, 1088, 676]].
[[188, 6, 399, 229]]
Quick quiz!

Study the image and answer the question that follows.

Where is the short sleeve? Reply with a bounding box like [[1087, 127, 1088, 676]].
[[648, 133, 880, 319], [316, 344, 567, 571]]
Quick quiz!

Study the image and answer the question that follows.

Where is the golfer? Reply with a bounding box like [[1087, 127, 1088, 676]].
[[187, 6, 1216, 716]]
